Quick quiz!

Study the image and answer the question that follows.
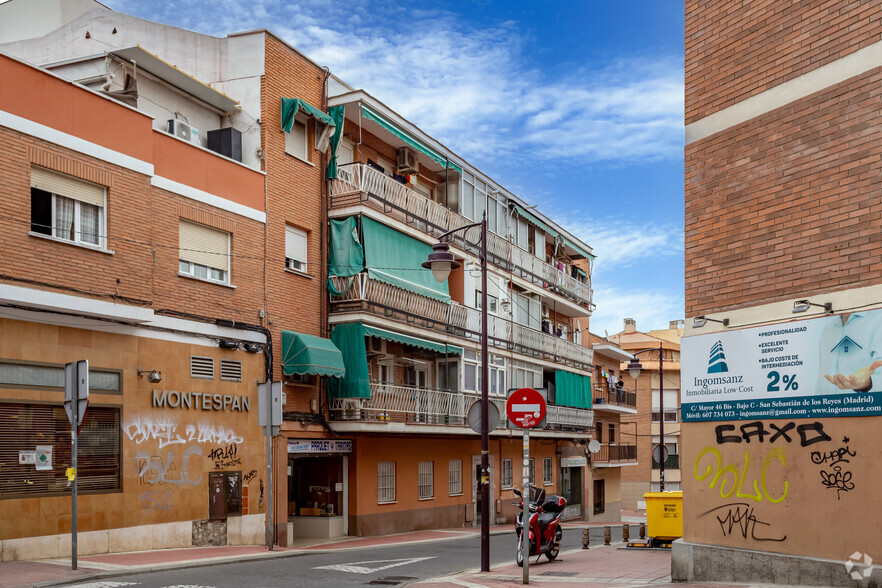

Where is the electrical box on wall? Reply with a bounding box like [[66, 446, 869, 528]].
[[207, 127, 242, 162]]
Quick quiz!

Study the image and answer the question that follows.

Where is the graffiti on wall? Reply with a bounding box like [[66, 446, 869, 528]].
[[209, 444, 242, 469], [136, 445, 203, 486], [140, 488, 174, 511], [123, 417, 244, 448], [811, 436, 857, 499], [700, 502, 786, 542]]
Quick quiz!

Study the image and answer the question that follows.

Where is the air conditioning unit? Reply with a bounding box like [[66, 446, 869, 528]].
[[368, 337, 387, 355], [541, 303, 550, 319], [168, 119, 199, 144], [396, 147, 418, 174]]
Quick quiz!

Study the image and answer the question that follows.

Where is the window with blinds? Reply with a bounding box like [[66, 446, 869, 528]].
[[30, 167, 106, 248], [378, 461, 396, 504], [179, 221, 230, 284], [0, 403, 121, 497], [284, 119, 308, 160], [502, 458, 513, 489], [543, 457, 552, 485], [285, 226, 308, 272], [448, 459, 462, 496], [418, 460, 433, 500]]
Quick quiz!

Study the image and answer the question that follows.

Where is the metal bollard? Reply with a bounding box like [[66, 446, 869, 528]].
[[640, 523, 646, 539], [603, 526, 611, 545], [622, 524, 630, 542], [581, 527, 590, 549]]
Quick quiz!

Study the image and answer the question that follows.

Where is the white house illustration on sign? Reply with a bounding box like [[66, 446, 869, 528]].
[[831, 336, 862, 354]]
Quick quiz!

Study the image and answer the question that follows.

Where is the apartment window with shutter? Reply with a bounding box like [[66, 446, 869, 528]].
[[284, 119, 308, 160], [0, 402, 120, 497], [501, 458, 513, 489], [30, 167, 106, 249], [219, 359, 242, 382], [448, 459, 462, 496], [378, 461, 396, 503], [418, 460, 434, 499], [543, 457, 553, 485], [190, 356, 215, 379], [285, 226, 308, 273], [179, 221, 230, 284]]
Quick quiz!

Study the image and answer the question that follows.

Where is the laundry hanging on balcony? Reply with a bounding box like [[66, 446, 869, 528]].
[[360, 104, 462, 173], [281, 331, 346, 378], [325, 105, 346, 179], [327, 217, 364, 295], [281, 97, 336, 151], [327, 323, 371, 399], [554, 370, 592, 409]]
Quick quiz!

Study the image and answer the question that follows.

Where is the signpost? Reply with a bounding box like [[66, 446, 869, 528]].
[[258, 381, 282, 550], [506, 388, 547, 585], [64, 360, 88, 570]]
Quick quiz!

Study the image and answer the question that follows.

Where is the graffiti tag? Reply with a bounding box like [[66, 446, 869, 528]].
[[701, 502, 786, 542], [694, 446, 788, 503]]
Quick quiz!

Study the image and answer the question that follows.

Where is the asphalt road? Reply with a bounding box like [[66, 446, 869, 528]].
[[61, 526, 634, 588]]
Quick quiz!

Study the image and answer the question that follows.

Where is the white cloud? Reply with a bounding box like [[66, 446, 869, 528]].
[[588, 286, 684, 338], [562, 218, 684, 271]]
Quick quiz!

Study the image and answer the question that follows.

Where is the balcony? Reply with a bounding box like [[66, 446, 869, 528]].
[[328, 163, 593, 308], [592, 384, 638, 412], [329, 382, 594, 432], [329, 273, 593, 369], [652, 454, 680, 470], [589, 443, 638, 466]]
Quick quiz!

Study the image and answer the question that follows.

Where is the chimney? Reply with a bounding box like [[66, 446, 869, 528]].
[[623, 318, 636, 333], [669, 320, 685, 329]]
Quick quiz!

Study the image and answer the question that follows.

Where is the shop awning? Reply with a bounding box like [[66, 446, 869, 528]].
[[328, 323, 370, 399], [281, 98, 336, 151], [361, 104, 462, 173], [362, 216, 451, 302], [363, 324, 463, 355], [555, 370, 592, 409], [281, 331, 346, 378]]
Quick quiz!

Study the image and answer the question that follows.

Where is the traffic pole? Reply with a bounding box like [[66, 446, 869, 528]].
[[522, 427, 530, 585]]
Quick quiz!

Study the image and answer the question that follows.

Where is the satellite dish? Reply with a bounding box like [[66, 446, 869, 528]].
[[587, 440, 601, 454]]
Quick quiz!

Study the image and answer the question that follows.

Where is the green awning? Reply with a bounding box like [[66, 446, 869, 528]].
[[327, 216, 364, 295], [326, 105, 345, 180], [362, 215, 451, 302], [512, 203, 558, 238], [361, 105, 462, 173], [281, 331, 346, 378], [327, 323, 371, 399], [555, 370, 592, 409], [560, 235, 594, 261], [572, 266, 588, 280], [363, 324, 463, 355], [281, 98, 335, 151]]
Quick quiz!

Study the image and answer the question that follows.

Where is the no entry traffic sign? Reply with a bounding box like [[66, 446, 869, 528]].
[[506, 387, 547, 429]]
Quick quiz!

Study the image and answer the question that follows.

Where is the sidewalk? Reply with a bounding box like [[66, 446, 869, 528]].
[[0, 520, 644, 588]]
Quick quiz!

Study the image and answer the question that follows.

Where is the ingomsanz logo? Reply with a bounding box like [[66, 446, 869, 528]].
[[844, 551, 873, 582], [707, 341, 729, 373]]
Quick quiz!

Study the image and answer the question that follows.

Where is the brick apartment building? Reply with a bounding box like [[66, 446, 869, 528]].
[[677, 2, 882, 584]]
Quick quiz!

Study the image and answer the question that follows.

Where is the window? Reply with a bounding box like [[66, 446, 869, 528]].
[[609, 423, 616, 444], [190, 356, 215, 379], [543, 457, 552, 485], [378, 461, 396, 503], [30, 167, 106, 248], [285, 225, 308, 272], [0, 403, 120, 497], [0, 361, 121, 393], [284, 119, 308, 160], [652, 411, 679, 422], [501, 458, 513, 489], [418, 460, 434, 499], [219, 359, 242, 382], [475, 291, 499, 315], [527, 458, 535, 485], [449, 459, 462, 496], [179, 221, 230, 284], [595, 421, 603, 443], [209, 471, 241, 519], [593, 479, 605, 514]]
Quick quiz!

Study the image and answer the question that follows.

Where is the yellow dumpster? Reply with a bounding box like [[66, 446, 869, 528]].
[[644, 491, 683, 541]]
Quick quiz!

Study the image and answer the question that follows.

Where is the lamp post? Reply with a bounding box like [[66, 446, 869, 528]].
[[423, 214, 491, 572], [626, 342, 667, 491]]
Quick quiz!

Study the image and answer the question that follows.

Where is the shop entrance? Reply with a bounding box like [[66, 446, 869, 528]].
[[287, 454, 348, 538], [560, 466, 583, 519]]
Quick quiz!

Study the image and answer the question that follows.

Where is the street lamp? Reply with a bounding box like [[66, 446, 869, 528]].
[[422, 214, 491, 573], [627, 342, 668, 491]]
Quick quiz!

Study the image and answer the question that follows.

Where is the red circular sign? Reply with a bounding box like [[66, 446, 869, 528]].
[[506, 388, 547, 429]]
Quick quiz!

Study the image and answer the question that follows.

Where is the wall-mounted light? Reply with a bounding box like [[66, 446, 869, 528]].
[[693, 316, 730, 328], [137, 370, 163, 383], [792, 299, 833, 314]]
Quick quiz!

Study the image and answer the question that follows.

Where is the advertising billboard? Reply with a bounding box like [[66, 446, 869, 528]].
[[681, 309, 882, 421]]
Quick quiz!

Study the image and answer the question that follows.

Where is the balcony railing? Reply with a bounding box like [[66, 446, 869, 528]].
[[652, 454, 680, 469], [329, 382, 593, 431], [329, 273, 593, 369], [590, 443, 637, 464], [593, 385, 637, 409], [329, 163, 593, 308]]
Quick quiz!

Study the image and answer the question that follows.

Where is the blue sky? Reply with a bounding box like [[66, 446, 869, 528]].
[[107, 0, 686, 337]]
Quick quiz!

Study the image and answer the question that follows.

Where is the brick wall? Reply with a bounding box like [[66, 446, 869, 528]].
[[685, 0, 882, 124], [685, 66, 882, 316]]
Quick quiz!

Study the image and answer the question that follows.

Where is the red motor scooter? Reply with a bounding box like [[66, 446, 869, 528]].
[[513, 485, 567, 566]]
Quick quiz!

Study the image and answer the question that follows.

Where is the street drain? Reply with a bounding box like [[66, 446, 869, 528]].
[[366, 577, 417, 586], [541, 571, 578, 576]]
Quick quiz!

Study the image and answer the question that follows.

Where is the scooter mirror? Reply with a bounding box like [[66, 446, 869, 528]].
[[513, 489, 522, 497]]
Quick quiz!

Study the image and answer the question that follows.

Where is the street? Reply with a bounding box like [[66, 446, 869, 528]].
[[58, 526, 633, 588]]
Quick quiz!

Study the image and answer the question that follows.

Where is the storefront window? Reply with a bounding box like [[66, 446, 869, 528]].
[[289, 455, 344, 516]]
